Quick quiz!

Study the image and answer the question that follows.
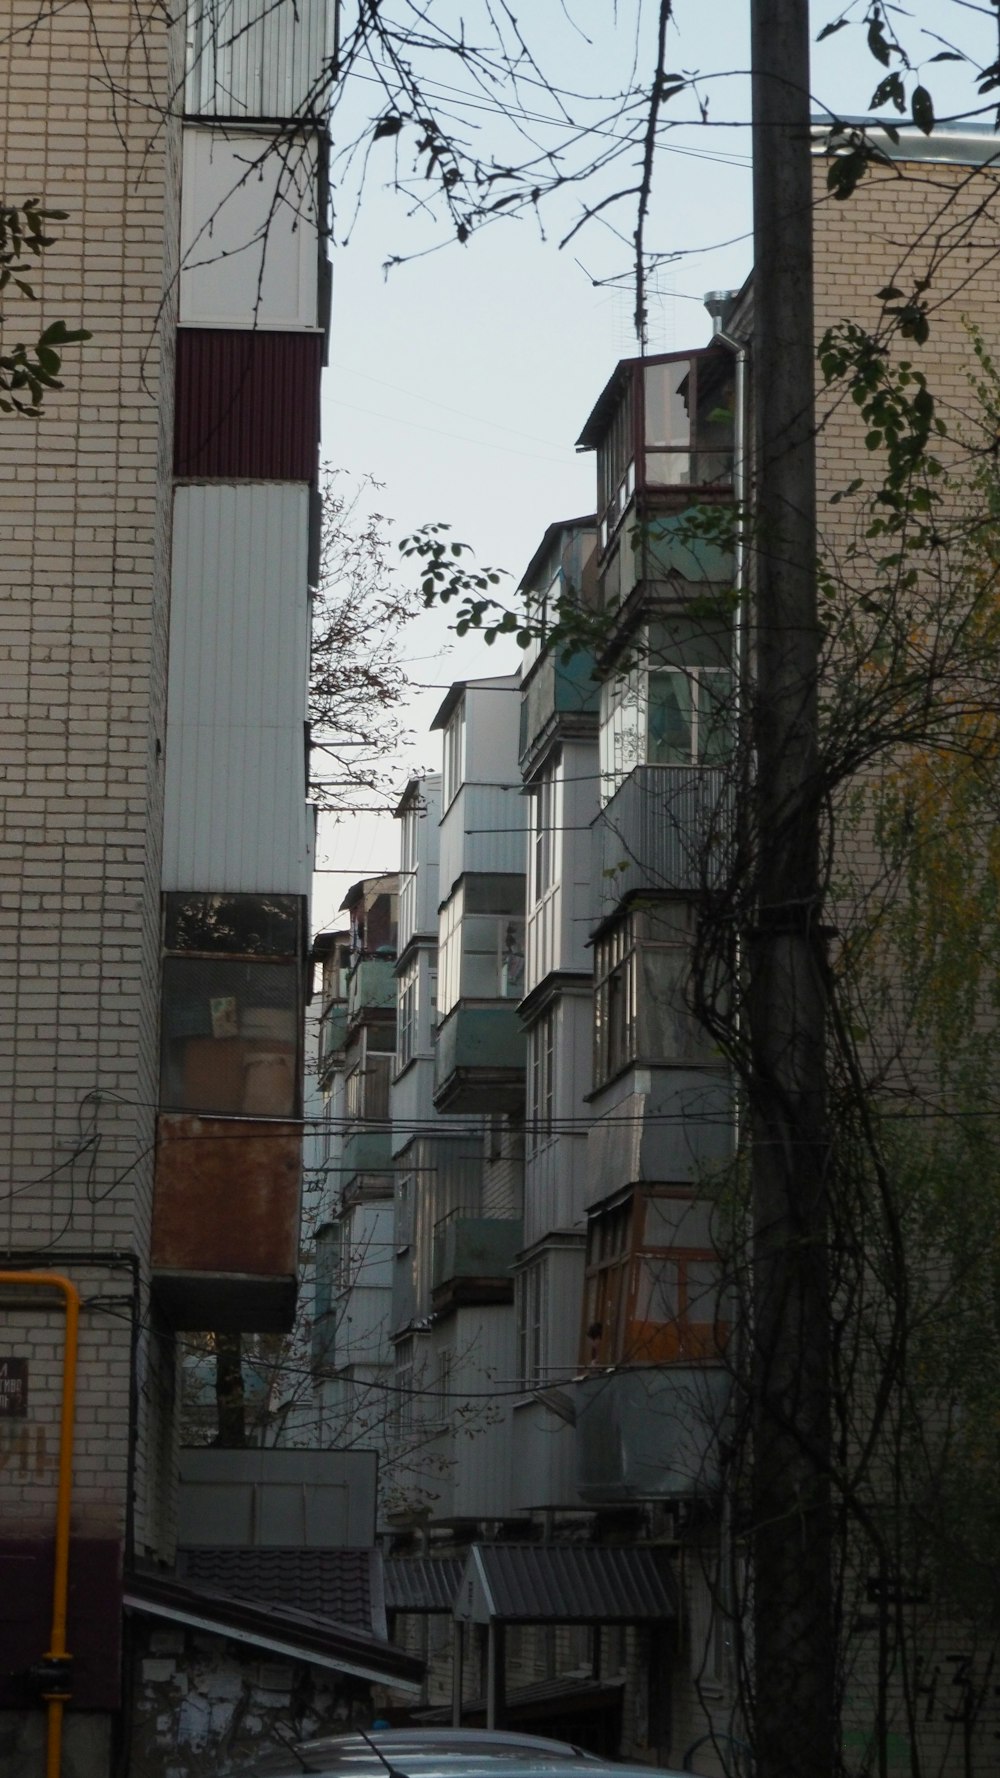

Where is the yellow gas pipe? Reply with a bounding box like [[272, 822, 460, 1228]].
[[0, 1273, 79, 1778]]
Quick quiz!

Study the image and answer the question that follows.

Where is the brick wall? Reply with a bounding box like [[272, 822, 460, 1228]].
[[0, 1, 178, 1554]]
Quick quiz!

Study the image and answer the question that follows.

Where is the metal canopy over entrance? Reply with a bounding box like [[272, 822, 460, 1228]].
[[450, 1544, 677, 1733]]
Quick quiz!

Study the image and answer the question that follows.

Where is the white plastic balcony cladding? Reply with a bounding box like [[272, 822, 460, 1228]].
[[437, 783, 528, 907], [185, 0, 336, 120], [163, 484, 312, 894], [180, 126, 320, 328], [525, 740, 599, 994]]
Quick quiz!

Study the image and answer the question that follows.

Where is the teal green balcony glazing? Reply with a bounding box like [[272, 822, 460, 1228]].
[[433, 1003, 526, 1113], [341, 1126, 392, 1182], [520, 646, 600, 770], [431, 1209, 523, 1311], [347, 955, 397, 1021]]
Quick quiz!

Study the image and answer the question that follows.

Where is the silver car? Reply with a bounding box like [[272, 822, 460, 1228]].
[[245, 1727, 693, 1778]]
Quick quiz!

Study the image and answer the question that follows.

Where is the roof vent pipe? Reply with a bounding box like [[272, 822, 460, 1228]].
[[704, 289, 738, 334]]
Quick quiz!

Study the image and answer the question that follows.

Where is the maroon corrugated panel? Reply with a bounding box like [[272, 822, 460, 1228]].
[[0, 1538, 123, 1709], [175, 329, 322, 482]]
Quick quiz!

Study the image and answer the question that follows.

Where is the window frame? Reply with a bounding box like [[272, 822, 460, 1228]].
[[581, 1188, 731, 1368]]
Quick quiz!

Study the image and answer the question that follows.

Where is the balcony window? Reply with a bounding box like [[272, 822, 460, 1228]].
[[517, 1258, 547, 1390], [438, 877, 526, 1018], [397, 955, 419, 1068], [643, 353, 735, 490], [160, 892, 302, 1118], [531, 763, 556, 903], [599, 617, 733, 800], [581, 1190, 731, 1368], [345, 1047, 391, 1123], [528, 1010, 555, 1154], [594, 907, 712, 1086], [442, 701, 466, 809]]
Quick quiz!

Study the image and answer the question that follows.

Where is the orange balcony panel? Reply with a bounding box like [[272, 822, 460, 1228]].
[[152, 1114, 301, 1332]]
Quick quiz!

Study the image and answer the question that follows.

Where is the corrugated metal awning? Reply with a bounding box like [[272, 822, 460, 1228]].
[[384, 1556, 464, 1614], [454, 1544, 677, 1626], [124, 1569, 422, 1694]]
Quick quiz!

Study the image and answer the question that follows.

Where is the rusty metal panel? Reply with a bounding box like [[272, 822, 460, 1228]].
[[152, 1114, 301, 1310], [163, 483, 311, 894], [175, 329, 322, 481], [185, 0, 336, 120]]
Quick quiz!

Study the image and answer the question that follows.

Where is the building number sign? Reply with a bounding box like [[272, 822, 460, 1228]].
[[0, 1358, 28, 1417]]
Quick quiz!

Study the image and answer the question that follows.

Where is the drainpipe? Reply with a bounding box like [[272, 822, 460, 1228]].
[[0, 1272, 80, 1778]]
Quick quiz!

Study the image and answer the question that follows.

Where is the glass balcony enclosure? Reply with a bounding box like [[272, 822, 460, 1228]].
[[580, 348, 736, 555], [599, 616, 734, 803], [437, 875, 526, 1018]]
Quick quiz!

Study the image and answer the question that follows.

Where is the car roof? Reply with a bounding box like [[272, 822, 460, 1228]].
[[243, 1748, 692, 1778], [296, 1733, 594, 1762]]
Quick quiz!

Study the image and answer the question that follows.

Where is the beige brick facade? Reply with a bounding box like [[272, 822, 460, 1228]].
[[0, 1, 178, 1557]]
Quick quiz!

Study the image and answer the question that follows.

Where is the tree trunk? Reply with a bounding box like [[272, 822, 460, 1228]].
[[214, 1332, 247, 1447]]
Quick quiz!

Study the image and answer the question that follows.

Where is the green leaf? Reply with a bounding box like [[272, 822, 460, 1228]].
[[912, 85, 935, 135], [867, 16, 892, 67], [817, 19, 848, 41]]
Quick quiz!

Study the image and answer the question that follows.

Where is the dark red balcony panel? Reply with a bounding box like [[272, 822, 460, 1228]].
[[0, 1538, 122, 1709], [175, 329, 322, 482]]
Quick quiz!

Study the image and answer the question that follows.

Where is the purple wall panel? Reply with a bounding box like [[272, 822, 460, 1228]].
[[0, 1538, 123, 1710], [175, 330, 323, 483]]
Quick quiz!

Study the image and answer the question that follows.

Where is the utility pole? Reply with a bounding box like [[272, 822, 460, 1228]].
[[748, 3, 834, 1776]]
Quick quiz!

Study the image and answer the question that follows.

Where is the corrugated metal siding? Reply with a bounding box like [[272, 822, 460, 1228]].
[[384, 1557, 463, 1615], [163, 483, 312, 892], [185, 0, 336, 119], [473, 1541, 677, 1622], [175, 329, 322, 480], [438, 782, 527, 904], [593, 764, 733, 914], [450, 1305, 516, 1520]]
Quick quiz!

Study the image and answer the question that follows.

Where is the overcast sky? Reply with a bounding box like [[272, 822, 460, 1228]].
[[312, 0, 992, 928]]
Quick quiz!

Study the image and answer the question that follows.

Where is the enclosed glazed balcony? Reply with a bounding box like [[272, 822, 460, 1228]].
[[575, 1365, 731, 1501], [347, 955, 397, 1022], [519, 645, 600, 771], [433, 1003, 526, 1113], [152, 891, 305, 1332], [431, 1208, 523, 1312], [152, 1115, 300, 1332]]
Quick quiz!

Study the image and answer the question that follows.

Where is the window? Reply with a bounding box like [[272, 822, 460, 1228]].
[[593, 908, 711, 1085], [345, 1046, 391, 1122], [442, 701, 466, 808], [160, 892, 302, 1117], [528, 1010, 556, 1154], [598, 618, 733, 801], [594, 922, 636, 1085], [311, 1223, 340, 1370], [517, 1260, 546, 1389], [396, 1172, 414, 1250], [437, 877, 526, 1018], [596, 374, 636, 549], [643, 352, 734, 489], [647, 619, 733, 767], [397, 955, 419, 1068], [532, 764, 556, 902], [581, 1190, 731, 1368]]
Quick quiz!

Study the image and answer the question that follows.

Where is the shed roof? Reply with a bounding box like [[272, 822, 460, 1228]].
[[125, 1568, 422, 1694], [177, 1546, 386, 1639], [384, 1555, 464, 1614], [454, 1543, 677, 1626]]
